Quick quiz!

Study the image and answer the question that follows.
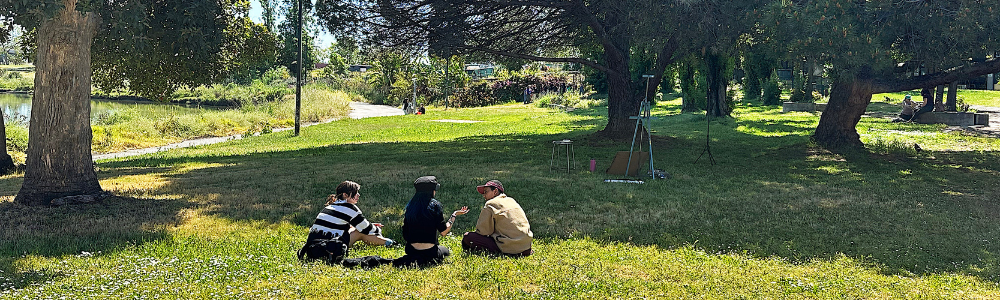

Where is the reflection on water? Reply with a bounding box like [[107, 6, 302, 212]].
[[0, 93, 164, 122]]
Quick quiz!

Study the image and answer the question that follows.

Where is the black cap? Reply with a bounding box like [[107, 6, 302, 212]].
[[414, 176, 440, 192]]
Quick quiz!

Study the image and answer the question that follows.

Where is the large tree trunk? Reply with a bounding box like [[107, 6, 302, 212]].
[[705, 52, 730, 117], [814, 76, 874, 149], [0, 110, 15, 175], [946, 81, 958, 111], [15, 0, 103, 206], [601, 54, 638, 137], [597, 18, 638, 138]]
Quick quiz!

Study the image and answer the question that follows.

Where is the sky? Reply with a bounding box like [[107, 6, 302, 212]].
[[248, 0, 336, 49]]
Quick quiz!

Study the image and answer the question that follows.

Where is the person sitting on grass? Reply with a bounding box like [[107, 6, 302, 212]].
[[305, 181, 397, 251], [393, 176, 469, 268], [892, 94, 916, 122], [461, 180, 533, 257]]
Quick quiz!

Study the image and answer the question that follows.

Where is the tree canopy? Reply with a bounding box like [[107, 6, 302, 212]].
[[316, 0, 692, 136], [771, 0, 1000, 148], [0, 0, 256, 205], [2, 0, 276, 99]]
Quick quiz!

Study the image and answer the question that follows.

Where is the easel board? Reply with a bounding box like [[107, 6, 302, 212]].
[[606, 151, 649, 176]]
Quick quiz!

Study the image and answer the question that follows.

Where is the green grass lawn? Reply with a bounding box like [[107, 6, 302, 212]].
[[0, 99, 998, 298], [875, 89, 1000, 108]]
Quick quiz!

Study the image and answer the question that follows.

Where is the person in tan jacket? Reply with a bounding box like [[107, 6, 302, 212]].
[[462, 180, 533, 256]]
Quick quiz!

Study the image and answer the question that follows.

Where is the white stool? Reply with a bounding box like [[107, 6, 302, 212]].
[[550, 139, 575, 173]]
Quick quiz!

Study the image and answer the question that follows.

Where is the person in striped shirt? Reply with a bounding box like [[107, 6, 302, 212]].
[[307, 181, 396, 248]]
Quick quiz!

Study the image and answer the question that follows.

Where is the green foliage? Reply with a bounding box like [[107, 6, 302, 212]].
[[451, 71, 573, 108], [329, 36, 362, 65], [321, 53, 348, 77], [761, 73, 782, 106], [89, 1, 237, 100], [276, 0, 318, 79], [4, 111, 28, 159], [450, 80, 499, 107], [742, 50, 778, 102], [533, 91, 591, 109], [170, 81, 292, 107], [0, 70, 32, 91], [679, 58, 707, 111], [89, 85, 347, 153], [772, 0, 1000, 79], [260, 66, 292, 86], [225, 18, 280, 85]]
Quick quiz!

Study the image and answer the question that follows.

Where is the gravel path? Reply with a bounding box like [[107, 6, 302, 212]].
[[93, 102, 404, 160]]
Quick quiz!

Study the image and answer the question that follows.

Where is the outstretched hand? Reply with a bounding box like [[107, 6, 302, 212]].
[[453, 206, 470, 216]]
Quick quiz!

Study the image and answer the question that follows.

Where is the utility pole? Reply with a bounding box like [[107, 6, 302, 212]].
[[294, 0, 303, 136], [411, 77, 417, 114]]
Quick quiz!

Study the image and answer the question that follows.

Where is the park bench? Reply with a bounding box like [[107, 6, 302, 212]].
[[912, 111, 989, 126]]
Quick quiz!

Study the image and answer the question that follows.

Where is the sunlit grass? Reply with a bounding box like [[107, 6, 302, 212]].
[[875, 89, 1000, 107], [0, 98, 998, 298]]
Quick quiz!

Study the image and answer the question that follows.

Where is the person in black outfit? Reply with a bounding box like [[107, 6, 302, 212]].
[[910, 88, 936, 122], [393, 176, 469, 268]]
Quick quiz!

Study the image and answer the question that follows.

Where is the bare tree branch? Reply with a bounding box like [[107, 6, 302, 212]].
[[873, 58, 1000, 93], [467, 46, 615, 75]]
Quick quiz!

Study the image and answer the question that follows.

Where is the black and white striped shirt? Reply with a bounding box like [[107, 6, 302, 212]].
[[308, 200, 381, 241]]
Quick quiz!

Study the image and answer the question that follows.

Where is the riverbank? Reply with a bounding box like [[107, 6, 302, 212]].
[[3, 87, 359, 163], [93, 102, 403, 160]]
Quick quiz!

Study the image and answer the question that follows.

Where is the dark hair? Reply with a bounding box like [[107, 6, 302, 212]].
[[328, 181, 360, 205]]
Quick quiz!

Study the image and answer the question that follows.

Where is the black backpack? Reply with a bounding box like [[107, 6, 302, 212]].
[[297, 238, 347, 265]]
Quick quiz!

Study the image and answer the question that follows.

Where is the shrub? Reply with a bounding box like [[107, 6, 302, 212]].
[[762, 76, 782, 106], [93, 107, 138, 126], [0, 72, 33, 91], [170, 81, 292, 107], [451, 81, 499, 108], [451, 72, 574, 108], [5, 121, 28, 154]]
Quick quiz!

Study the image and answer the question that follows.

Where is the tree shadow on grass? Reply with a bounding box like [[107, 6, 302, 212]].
[[0, 194, 185, 293], [0, 195, 186, 257], [86, 127, 1000, 283]]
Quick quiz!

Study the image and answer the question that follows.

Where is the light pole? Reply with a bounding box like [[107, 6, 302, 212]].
[[411, 77, 417, 114], [293, 0, 303, 136]]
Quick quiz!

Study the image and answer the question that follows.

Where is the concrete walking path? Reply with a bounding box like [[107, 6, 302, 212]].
[[93, 102, 403, 160]]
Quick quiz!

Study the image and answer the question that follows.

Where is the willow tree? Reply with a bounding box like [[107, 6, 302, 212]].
[[316, 0, 690, 137], [775, 0, 1000, 149], [0, 0, 250, 205]]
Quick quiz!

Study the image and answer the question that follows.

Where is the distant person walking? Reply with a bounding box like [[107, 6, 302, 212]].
[[462, 180, 533, 257], [393, 176, 469, 268]]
